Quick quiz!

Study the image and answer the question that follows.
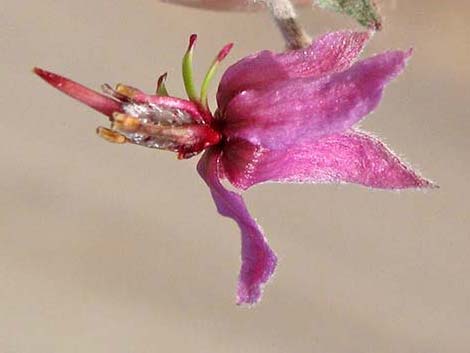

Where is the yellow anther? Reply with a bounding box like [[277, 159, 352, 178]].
[[96, 126, 128, 144], [115, 84, 140, 99], [111, 112, 141, 133]]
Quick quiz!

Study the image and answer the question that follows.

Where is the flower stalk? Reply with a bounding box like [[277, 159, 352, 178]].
[[265, 0, 311, 49]]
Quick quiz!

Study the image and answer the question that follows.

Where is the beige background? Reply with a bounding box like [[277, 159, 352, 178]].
[[1, 1, 469, 352]]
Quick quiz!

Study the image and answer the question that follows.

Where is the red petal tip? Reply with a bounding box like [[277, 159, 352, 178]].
[[217, 43, 234, 62], [33, 67, 122, 117], [34, 67, 66, 88], [188, 34, 197, 51]]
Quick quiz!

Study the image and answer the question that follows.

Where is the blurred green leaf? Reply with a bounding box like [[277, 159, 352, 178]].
[[315, 0, 382, 30]]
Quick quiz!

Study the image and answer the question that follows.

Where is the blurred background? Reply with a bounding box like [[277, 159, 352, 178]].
[[1, 1, 469, 352]]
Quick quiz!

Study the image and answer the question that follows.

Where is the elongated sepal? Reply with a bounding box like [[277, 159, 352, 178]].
[[197, 149, 277, 305]]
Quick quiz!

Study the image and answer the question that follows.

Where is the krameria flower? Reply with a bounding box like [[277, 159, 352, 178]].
[[34, 31, 434, 305]]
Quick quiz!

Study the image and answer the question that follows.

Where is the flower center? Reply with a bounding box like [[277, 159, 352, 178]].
[[96, 35, 232, 159]]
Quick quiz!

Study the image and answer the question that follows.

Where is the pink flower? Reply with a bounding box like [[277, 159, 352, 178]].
[[34, 31, 434, 305]]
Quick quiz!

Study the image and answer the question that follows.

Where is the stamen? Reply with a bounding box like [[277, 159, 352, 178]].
[[101, 83, 115, 96], [200, 43, 234, 109], [96, 126, 128, 144], [182, 34, 199, 102], [101, 83, 132, 102], [114, 84, 141, 100], [111, 112, 141, 133], [156, 73, 169, 96]]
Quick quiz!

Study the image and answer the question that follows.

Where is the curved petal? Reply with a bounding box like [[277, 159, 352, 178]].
[[221, 131, 435, 190], [197, 148, 277, 305], [217, 30, 371, 111], [222, 50, 411, 150], [160, 0, 310, 11]]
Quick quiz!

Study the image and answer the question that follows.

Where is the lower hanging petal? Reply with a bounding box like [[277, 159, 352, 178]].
[[197, 148, 277, 305], [221, 131, 436, 190]]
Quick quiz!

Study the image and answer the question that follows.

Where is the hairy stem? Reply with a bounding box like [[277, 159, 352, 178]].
[[265, 0, 311, 50]]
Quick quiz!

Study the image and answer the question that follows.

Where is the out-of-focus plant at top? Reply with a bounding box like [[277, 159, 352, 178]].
[[160, 0, 310, 11], [160, 0, 382, 30]]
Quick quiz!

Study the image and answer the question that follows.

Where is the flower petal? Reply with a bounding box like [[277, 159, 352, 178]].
[[161, 0, 310, 11], [197, 148, 277, 305], [34, 67, 122, 117], [222, 50, 411, 150], [217, 30, 371, 111], [221, 131, 435, 190]]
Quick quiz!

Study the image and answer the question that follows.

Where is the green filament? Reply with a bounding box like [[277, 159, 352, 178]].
[[182, 38, 199, 102]]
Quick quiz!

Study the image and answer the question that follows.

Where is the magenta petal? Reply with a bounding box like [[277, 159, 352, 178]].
[[222, 50, 411, 150], [197, 148, 277, 305], [221, 131, 435, 190], [34, 67, 122, 117], [217, 30, 371, 111]]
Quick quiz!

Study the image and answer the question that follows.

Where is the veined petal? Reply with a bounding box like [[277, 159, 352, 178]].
[[221, 131, 435, 190], [222, 50, 411, 150], [197, 148, 277, 305], [161, 0, 310, 11], [217, 30, 371, 111]]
